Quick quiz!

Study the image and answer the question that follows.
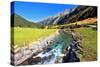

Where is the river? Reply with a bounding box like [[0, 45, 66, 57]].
[[28, 31, 72, 65]]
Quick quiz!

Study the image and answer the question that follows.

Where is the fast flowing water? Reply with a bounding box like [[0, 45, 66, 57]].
[[31, 33, 71, 64]]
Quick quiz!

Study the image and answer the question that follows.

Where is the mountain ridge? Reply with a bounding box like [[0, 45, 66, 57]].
[[38, 5, 97, 26]]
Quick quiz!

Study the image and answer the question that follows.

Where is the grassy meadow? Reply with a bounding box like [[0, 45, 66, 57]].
[[11, 27, 57, 47], [74, 27, 97, 61]]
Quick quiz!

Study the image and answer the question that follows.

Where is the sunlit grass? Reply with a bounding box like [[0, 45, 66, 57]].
[[75, 27, 97, 61], [11, 27, 57, 47]]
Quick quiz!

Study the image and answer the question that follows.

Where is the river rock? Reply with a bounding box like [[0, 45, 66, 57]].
[[23, 50, 31, 55], [15, 53, 23, 61]]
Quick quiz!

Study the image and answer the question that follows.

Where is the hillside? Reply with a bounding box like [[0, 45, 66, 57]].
[[58, 6, 97, 24], [11, 14, 42, 28], [39, 5, 97, 26]]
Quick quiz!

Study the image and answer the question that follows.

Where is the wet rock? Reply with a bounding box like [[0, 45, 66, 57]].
[[62, 51, 80, 62], [31, 57, 42, 64]]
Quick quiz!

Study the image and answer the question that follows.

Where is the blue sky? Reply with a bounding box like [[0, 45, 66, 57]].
[[11, 1, 77, 22]]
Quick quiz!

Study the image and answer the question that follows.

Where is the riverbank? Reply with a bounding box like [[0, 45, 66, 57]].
[[20, 29, 72, 65], [11, 29, 60, 65], [74, 27, 97, 61], [12, 29, 73, 65], [62, 29, 83, 62], [62, 27, 97, 62]]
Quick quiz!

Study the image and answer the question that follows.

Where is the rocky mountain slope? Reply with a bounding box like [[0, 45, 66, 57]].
[[39, 5, 97, 26]]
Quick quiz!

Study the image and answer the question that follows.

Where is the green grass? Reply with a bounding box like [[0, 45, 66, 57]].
[[74, 27, 97, 61], [11, 27, 57, 47]]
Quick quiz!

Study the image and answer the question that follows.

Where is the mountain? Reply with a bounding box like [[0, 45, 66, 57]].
[[39, 5, 97, 26], [39, 9, 72, 26], [11, 14, 42, 28], [58, 6, 97, 24]]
